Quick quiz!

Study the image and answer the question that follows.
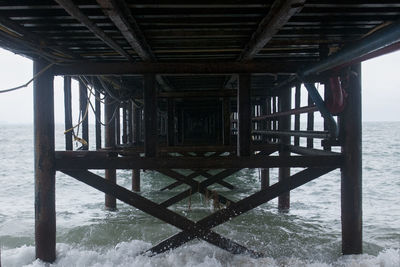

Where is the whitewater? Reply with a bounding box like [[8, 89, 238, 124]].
[[0, 122, 399, 266]]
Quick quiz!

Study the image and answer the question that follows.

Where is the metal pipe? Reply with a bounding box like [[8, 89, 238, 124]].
[[252, 130, 330, 139], [300, 19, 400, 76], [303, 83, 338, 138]]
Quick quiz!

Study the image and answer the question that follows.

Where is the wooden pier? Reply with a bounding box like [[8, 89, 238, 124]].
[[0, 0, 399, 262]]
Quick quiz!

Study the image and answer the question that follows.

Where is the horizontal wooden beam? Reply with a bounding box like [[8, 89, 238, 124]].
[[158, 90, 236, 98], [52, 61, 305, 75], [55, 152, 343, 170], [239, 0, 306, 60]]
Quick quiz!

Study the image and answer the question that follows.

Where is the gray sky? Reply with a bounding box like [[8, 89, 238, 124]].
[[0, 48, 399, 124]]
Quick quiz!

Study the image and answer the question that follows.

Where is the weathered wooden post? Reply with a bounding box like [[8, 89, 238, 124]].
[[294, 84, 301, 146], [167, 98, 175, 146], [278, 87, 291, 210], [95, 86, 102, 150], [133, 105, 141, 144], [122, 102, 128, 144], [34, 59, 56, 262], [223, 97, 231, 145], [132, 101, 141, 191], [307, 94, 314, 148], [63, 76, 73, 150], [260, 168, 269, 190], [127, 101, 133, 144], [260, 97, 269, 189], [237, 74, 251, 156], [115, 104, 121, 146], [79, 80, 89, 150], [105, 95, 117, 210], [341, 63, 362, 254], [144, 74, 158, 157]]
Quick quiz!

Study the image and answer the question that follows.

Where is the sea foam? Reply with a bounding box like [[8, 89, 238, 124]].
[[1, 242, 399, 267]]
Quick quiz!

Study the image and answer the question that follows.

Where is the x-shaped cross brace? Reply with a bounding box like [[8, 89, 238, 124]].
[[61, 169, 263, 257], [160, 151, 236, 191], [61, 166, 335, 257], [157, 168, 239, 207]]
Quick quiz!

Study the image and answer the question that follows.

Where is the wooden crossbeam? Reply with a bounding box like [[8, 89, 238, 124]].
[[52, 61, 304, 76], [0, 15, 79, 60], [55, 153, 343, 170], [157, 169, 236, 207], [224, 0, 305, 87], [54, 0, 132, 60], [239, 0, 306, 60], [96, 0, 154, 61], [159, 169, 240, 207], [96, 0, 172, 91], [61, 170, 262, 257], [160, 169, 235, 191], [147, 167, 336, 254]]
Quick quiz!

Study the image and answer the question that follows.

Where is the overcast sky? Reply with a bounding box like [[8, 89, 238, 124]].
[[0, 48, 399, 124]]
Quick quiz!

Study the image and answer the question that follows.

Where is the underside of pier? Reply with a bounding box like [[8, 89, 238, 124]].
[[0, 0, 399, 262]]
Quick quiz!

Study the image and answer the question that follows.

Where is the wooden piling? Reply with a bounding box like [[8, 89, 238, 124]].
[[260, 168, 269, 190], [307, 94, 314, 148], [167, 98, 175, 146], [79, 80, 89, 150], [133, 105, 141, 144], [95, 86, 101, 150], [144, 74, 158, 157], [237, 74, 251, 156], [294, 84, 301, 146], [341, 63, 362, 254], [34, 59, 56, 262], [63, 76, 73, 151], [132, 169, 141, 192], [122, 102, 128, 144], [105, 95, 117, 210], [223, 97, 231, 145], [278, 87, 291, 211], [128, 101, 133, 144], [115, 104, 121, 146]]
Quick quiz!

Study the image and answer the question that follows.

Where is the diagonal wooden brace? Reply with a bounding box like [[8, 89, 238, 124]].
[[159, 168, 240, 207], [157, 169, 236, 206], [61, 170, 262, 257], [147, 167, 337, 254]]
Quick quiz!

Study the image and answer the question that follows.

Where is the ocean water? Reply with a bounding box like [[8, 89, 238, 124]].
[[0, 122, 399, 267]]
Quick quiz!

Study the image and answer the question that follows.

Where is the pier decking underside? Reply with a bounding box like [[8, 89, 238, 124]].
[[1, 0, 399, 262]]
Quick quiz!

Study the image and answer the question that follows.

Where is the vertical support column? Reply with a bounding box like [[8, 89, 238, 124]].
[[133, 105, 141, 144], [105, 95, 116, 210], [266, 97, 271, 142], [167, 98, 175, 146], [307, 94, 314, 148], [272, 96, 277, 142], [128, 101, 133, 144], [64, 76, 73, 151], [144, 74, 158, 157], [79, 80, 89, 150], [115, 104, 121, 146], [95, 87, 101, 150], [260, 168, 269, 190], [278, 87, 291, 211], [237, 74, 251, 156], [122, 102, 128, 144], [177, 108, 184, 144], [34, 59, 55, 262], [223, 97, 231, 145], [294, 83, 301, 146], [341, 64, 362, 255], [132, 101, 141, 190]]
